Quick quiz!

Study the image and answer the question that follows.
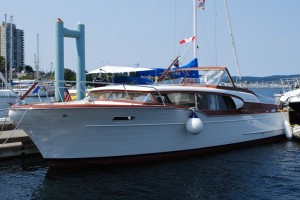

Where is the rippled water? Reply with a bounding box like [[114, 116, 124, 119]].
[[1, 88, 300, 199], [1, 140, 300, 200]]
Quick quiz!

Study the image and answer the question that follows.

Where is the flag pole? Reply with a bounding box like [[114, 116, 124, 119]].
[[193, 0, 198, 60]]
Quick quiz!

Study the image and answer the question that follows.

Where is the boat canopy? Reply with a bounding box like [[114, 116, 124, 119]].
[[87, 65, 154, 74], [164, 66, 236, 87]]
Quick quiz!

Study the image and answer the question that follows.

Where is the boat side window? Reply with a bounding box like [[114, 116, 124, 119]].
[[153, 94, 172, 104], [102, 92, 154, 102], [168, 93, 195, 107], [196, 93, 241, 111], [154, 93, 195, 107], [91, 91, 110, 99]]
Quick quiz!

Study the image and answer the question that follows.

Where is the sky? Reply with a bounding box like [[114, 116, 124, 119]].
[[1, 0, 300, 77]]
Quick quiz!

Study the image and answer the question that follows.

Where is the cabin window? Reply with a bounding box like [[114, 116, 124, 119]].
[[168, 93, 195, 107], [153, 92, 243, 110], [154, 93, 195, 107], [91, 91, 111, 99], [196, 93, 241, 111], [91, 91, 154, 103]]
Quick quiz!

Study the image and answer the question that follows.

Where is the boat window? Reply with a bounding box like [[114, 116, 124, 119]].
[[196, 93, 242, 111], [153, 94, 172, 104], [91, 91, 111, 99], [154, 93, 195, 107], [168, 93, 195, 107], [199, 70, 233, 86], [92, 91, 154, 103]]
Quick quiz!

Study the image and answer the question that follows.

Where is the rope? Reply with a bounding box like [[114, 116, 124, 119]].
[[224, 0, 241, 83], [137, 0, 156, 66], [0, 106, 30, 149], [105, 0, 129, 63]]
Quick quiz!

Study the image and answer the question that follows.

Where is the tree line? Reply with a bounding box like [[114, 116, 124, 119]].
[[0, 56, 90, 81]]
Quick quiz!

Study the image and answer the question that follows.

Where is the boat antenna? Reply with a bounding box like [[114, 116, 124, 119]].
[[224, 0, 241, 84]]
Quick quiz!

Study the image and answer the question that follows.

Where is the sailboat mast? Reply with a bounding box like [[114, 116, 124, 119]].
[[193, 0, 198, 59], [224, 0, 241, 83], [36, 33, 39, 80], [9, 15, 13, 82], [4, 14, 7, 83]]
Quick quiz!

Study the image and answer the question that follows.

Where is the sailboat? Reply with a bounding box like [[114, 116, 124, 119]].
[[7, 1, 288, 167]]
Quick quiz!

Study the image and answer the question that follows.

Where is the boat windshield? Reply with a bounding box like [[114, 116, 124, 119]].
[[162, 67, 235, 87]]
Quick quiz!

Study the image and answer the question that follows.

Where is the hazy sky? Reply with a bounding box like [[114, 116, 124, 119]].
[[1, 0, 299, 77]]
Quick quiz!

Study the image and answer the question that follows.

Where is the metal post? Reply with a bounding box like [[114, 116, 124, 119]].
[[55, 18, 65, 101], [55, 18, 85, 101], [76, 22, 85, 100]]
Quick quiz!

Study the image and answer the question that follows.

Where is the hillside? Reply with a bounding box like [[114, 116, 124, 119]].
[[232, 74, 300, 83]]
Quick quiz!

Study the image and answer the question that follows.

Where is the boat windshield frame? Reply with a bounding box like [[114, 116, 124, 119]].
[[163, 66, 236, 87]]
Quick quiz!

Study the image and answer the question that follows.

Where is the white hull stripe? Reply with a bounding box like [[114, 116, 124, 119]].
[[242, 128, 284, 135], [85, 116, 278, 127], [86, 122, 184, 127]]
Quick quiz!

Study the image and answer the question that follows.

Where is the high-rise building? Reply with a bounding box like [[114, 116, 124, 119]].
[[0, 22, 25, 69]]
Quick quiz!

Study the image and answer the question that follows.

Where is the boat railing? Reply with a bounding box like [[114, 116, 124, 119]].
[[14, 79, 207, 107], [279, 78, 300, 93], [15, 79, 110, 103], [120, 84, 166, 106]]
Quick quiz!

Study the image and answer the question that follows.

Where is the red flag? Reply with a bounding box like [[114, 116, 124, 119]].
[[179, 36, 196, 44], [198, 0, 206, 10]]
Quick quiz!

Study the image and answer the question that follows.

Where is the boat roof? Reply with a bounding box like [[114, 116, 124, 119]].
[[88, 84, 259, 103]]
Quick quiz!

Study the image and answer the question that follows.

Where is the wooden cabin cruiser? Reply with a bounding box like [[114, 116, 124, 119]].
[[8, 66, 288, 167]]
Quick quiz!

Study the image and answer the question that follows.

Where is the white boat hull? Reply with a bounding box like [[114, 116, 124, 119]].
[[9, 106, 285, 164]]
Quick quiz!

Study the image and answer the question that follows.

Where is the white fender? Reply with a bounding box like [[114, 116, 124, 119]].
[[186, 113, 203, 135], [284, 120, 293, 139]]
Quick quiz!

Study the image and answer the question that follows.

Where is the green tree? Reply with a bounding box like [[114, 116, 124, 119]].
[[64, 68, 76, 81], [16, 66, 24, 73], [24, 65, 34, 73], [86, 70, 93, 82]]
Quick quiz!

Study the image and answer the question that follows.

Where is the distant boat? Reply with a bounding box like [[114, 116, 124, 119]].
[[0, 80, 54, 97]]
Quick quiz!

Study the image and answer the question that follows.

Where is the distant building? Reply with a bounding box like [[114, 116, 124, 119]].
[[0, 22, 25, 68]]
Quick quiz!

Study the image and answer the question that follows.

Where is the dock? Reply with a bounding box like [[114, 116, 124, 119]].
[[0, 117, 16, 131], [0, 129, 40, 160]]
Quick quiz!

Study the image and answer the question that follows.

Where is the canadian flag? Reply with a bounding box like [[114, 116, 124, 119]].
[[198, 0, 206, 10], [179, 36, 196, 44]]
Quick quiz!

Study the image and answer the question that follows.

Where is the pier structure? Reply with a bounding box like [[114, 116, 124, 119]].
[[55, 18, 85, 101]]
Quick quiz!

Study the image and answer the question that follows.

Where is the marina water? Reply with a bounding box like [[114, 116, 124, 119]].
[[1, 88, 300, 200]]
